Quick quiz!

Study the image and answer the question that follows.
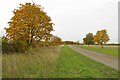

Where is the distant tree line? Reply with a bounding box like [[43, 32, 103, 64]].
[[62, 41, 80, 45], [83, 29, 110, 48]]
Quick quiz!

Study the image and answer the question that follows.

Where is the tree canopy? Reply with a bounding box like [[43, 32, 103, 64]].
[[83, 33, 94, 45], [94, 29, 110, 48], [5, 2, 53, 47]]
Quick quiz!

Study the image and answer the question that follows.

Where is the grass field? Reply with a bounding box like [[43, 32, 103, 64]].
[[2, 45, 119, 78], [2, 46, 61, 78], [79, 45, 118, 57]]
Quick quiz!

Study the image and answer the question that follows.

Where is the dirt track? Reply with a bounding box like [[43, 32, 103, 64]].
[[68, 45, 119, 71]]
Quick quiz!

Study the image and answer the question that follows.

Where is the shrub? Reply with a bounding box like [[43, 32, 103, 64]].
[[2, 41, 28, 54]]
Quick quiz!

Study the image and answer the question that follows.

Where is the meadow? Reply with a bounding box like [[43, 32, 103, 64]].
[[2, 45, 119, 78], [2, 46, 61, 78], [79, 45, 119, 57]]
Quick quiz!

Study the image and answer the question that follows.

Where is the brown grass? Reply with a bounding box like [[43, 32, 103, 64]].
[[2, 46, 61, 78]]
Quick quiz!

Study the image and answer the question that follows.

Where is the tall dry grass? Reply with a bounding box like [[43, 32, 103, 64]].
[[2, 46, 61, 78]]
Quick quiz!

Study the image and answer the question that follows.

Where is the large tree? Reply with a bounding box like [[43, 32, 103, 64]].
[[5, 2, 53, 47], [83, 33, 94, 45], [94, 29, 110, 48]]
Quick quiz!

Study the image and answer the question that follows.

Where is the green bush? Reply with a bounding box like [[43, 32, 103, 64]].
[[2, 42, 28, 54]]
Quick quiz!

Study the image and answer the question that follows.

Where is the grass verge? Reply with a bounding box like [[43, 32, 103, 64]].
[[79, 45, 118, 57], [54, 46, 119, 78]]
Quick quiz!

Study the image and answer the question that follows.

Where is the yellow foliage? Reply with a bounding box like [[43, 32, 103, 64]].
[[94, 29, 110, 45], [5, 2, 54, 47]]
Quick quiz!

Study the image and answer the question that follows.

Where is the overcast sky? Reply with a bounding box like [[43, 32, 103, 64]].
[[0, 0, 119, 43]]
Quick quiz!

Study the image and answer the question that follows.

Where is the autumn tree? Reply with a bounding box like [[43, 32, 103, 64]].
[[5, 2, 53, 47], [50, 35, 62, 46], [83, 33, 94, 46], [94, 29, 110, 48]]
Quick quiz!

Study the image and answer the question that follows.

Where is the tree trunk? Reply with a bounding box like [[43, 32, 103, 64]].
[[101, 42, 103, 48], [29, 28, 34, 47], [29, 35, 33, 47], [29, 38, 32, 47]]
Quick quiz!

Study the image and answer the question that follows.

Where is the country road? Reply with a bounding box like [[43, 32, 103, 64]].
[[68, 45, 119, 71]]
